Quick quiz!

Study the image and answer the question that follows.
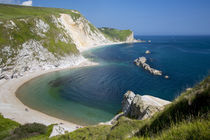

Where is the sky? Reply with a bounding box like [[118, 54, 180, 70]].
[[0, 0, 210, 35]]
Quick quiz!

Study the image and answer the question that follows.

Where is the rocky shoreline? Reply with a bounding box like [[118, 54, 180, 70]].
[[100, 91, 171, 125], [122, 91, 170, 120]]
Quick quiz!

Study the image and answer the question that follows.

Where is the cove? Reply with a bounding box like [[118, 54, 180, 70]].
[[16, 36, 210, 125]]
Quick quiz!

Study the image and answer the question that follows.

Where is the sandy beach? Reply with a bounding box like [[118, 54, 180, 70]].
[[0, 58, 98, 136], [0, 41, 140, 136]]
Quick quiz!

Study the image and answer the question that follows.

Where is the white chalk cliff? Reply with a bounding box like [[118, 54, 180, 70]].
[[0, 12, 135, 80]]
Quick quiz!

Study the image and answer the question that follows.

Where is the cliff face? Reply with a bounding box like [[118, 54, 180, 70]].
[[122, 91, 170, 120], [0, 4, 135, 80]]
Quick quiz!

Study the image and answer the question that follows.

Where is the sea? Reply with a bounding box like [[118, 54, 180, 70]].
[[16, 35, 210, 125]]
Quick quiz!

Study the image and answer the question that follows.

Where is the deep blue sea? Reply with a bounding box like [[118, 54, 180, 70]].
[[16, 36, 210, 125]]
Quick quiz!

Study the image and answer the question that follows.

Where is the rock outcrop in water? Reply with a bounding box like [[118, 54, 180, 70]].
[[122, 91, 170, 120], [145, 50, 151, 54], [134, 57, 162, 76]]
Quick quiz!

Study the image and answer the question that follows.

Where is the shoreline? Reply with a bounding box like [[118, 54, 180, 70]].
[[0, 41, 138, 136], [0, 59, 98, 134], [0, 40, 156, 137]]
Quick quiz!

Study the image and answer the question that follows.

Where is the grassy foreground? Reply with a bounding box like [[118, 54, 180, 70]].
[[0, 114, 53, 140]]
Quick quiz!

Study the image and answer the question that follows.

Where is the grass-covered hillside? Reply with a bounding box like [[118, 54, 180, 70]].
[[0, 4, 83, 20], [99, 27, 133, 41], [0, 4, 81, 67]]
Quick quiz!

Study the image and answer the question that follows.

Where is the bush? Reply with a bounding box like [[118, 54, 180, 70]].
[[6, 123, 47, 140], [0, 114, 20, 139]]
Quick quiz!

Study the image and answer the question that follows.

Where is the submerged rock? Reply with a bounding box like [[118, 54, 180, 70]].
[[122, 91, 170, 120], [134, 57, 162, 76]]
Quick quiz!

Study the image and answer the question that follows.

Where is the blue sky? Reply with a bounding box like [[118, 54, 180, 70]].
[[1, 0, 210, 35]]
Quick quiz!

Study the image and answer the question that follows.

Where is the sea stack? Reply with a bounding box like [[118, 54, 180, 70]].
[[134, 57, 162, 76]]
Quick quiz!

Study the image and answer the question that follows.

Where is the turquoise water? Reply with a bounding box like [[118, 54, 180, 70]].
[[16, 36, 210, 125]]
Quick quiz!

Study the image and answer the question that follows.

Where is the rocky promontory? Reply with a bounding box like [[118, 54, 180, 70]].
[[134, 57, 162, 76], [122, 91, 170, 120]]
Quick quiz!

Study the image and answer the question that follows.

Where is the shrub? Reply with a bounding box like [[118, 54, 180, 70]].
[[6, 123, 47, 139]]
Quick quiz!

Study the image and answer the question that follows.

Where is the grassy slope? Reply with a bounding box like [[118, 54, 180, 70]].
[[0, 115, 54, 140], [51, 76, 210, 140], [0, 114, 20, 139], [98, 27, 132, 41], [0, 4, 81, 19], [0, 4, 84, 67]]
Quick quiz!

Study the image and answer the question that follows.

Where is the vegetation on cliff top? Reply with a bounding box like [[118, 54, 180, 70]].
[[99, 27, 132, 41], [0, 4, 81, 20]]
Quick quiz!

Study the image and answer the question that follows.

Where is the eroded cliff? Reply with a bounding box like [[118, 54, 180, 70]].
[[0, 4, 135, 80]]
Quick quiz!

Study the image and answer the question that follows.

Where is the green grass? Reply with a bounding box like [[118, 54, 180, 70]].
[[107, 117, 143, 140], [156, 119, 210, 140], [22, 124, 54, 140], [99, 27, 132, 41], [0, 4, 80, 66], [51, 125, 112, 140], [0, 114, 20, 139], [0, 4, 81, 20], [129, 118, 210, 140]]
